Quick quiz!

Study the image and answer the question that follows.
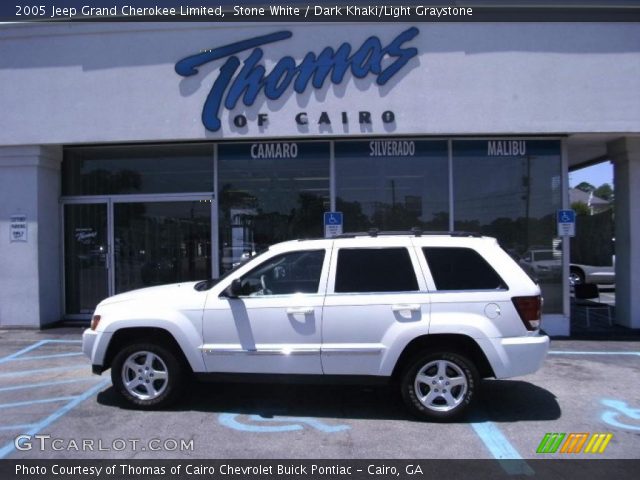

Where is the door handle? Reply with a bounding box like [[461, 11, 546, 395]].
[[391, 304, 420, 313], [286, 307, 314, 315]]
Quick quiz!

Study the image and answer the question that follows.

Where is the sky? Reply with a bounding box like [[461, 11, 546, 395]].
[[569, 161, 613, 189]]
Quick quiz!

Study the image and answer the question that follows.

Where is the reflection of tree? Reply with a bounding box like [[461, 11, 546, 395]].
[[81, 169, 142, 194], [336, 198, 449, 232], [456, 214, 556, 254]]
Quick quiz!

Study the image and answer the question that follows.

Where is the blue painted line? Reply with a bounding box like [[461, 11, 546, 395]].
[[549, 351, 640, 356], [39, 340, 82, 344], [470, 421, 534, 475], [0, 341, 49, 365], [0, 377, 98, 393], [219, 413, 302, 432], [0, 365, 86, 379], [0, 378, 110, 459], [5, 352, 84, 362], [218, 413, 350, 433], [0, 424, 35, 432], [0, 396, 78, 409]]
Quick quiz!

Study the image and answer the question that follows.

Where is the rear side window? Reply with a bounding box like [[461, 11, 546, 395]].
[[422, 247, 507, 291], [335, 248, 419, 293]]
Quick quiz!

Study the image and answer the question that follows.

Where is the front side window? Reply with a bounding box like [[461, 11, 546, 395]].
[[422, 247, 506, 291], [238, 250, 325, 296], [335, 248, 419, 293]]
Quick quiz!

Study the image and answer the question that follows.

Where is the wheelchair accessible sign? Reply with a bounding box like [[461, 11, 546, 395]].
[[324, 212, 343, 238], [557, 209, 576, 237]]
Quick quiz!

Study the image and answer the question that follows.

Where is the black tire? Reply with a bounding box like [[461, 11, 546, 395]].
[[111, 342, 186, 409], [569, 267, 585, 286], [401, 351, 478, 421]]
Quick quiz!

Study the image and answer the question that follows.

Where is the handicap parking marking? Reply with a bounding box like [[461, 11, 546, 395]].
[[219, 413, 350, 433], [0, 339, 111, 459], [601, 399, 640, 432]]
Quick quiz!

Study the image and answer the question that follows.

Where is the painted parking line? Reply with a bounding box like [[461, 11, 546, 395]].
[[0, 424, 37, 432], [470, 420, 534, 475], [0, 365, 87, 379], [0, 377, 98, 393], [549, 351, 640, 356], [0, 338, 110, 459], [0, 340, 49, 365], [0, 396, 78, 409], [0, 378, 110, 459], [4, 352, 84, 362]]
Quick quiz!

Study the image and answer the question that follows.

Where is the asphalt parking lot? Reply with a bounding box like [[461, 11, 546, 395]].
[[0, 328, 638, 462]]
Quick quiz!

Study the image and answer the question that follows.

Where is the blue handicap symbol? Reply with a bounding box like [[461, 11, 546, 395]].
[[601, 399, 640, 431], [218, 413, 350, 433]]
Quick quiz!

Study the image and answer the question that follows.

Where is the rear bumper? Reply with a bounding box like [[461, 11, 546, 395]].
[[479, 334, 549, 379]]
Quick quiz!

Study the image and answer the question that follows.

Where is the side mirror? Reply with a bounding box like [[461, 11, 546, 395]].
[[223, 279, 243, 298]]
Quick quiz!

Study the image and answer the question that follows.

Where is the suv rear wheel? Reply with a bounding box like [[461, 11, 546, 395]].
[[401, 351, 478, 421], [111, 343, 185, 409]]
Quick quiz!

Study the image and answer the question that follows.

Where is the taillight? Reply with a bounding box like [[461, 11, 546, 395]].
[[90, 315, 101, 331], [512, 295, 541, 331]]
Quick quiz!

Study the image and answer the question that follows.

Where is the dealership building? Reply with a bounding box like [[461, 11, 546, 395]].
[[0, 19, 638, 335]]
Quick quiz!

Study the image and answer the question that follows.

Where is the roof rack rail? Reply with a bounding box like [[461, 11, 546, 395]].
[[333, 229, 483, 239]]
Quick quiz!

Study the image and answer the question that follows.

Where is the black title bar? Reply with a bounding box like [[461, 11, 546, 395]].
[[3, 2, 640, 22]]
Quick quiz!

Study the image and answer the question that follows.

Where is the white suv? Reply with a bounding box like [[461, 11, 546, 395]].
[[83, 232, 549, 421]]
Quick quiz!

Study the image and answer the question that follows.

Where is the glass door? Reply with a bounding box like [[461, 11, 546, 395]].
[[113, 200, 212, 293], [63, 202, 110, 315]]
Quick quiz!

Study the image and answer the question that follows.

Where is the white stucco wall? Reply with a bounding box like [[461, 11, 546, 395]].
[[0, 22, 639, 144], [0, 146, 61, 327]]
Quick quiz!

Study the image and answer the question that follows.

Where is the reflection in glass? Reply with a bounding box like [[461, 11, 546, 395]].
[[218, 142, 330, 272], [114, 201, 211, 293], [62, 144, 213, 195], [64, 204, 109, 314], [335, 140, 449, 232], [452, 140, 563, 313]]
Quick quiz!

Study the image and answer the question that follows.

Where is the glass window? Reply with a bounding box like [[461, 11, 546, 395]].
[[218, 141, 330, 273], [335, 248, 419, 293], [335, 140, 449, 232], [62, 144, 213, 195], [452, 140, 562, 312], [422, 247, 506, 291], [238, 250, 325, 296]]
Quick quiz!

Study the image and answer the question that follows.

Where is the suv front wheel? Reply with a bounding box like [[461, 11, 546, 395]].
[[401, 351, 478, 421], [111, 343, 186, 409]]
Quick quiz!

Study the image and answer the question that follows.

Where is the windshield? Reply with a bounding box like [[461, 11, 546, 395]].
[[193, 248, 269, 291]]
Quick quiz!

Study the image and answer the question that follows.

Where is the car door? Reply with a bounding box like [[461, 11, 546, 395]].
[[321, 239, 431, 376], [202, 247, 330, 374]]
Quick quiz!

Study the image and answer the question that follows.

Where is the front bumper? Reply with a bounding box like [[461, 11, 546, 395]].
[[82, 328, 98, 359]]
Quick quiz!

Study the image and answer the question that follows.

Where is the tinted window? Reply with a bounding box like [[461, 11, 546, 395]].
[[335, 248, 419, 293], [239, 250, 325, 296], [422, 247, 506, 291]]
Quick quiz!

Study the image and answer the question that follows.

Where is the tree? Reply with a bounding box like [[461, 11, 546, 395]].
[[571, 201, 591, 216], [594, 183, 614, 202], [575, 181, 595, 193]]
